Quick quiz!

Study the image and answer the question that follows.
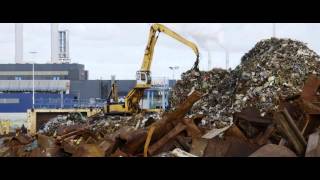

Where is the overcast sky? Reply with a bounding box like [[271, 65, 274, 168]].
[[0, 23, 320, 80]]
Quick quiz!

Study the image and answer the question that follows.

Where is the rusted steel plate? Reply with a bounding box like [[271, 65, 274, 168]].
[[148, 123, 187, 155], [190, 137, 208, 157], [234, 108, 273, 139], [203, 136, 260, 157], [249, 144, 296, 157], [224, 124, 248, 141], [234, 107, 273, 124], [98, 139, 116, 156], [120, 129, 148, 154], [300, 75, 320, 102]]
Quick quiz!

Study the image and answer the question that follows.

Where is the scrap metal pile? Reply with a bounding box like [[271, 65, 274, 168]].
[[0, 91, 205, 157], [171, 38, 320, 127], [1, 37, 320, 157]]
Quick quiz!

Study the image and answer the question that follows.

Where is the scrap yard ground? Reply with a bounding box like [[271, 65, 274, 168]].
[[1, 37, 320, 157]]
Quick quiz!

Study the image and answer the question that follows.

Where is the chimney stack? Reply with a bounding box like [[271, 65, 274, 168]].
[[51, 23, 59, 63], [15, 23, 23, 64]]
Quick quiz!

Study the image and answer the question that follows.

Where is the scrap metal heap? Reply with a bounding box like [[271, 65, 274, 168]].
[[1, 38, 320, 157], [171, 38, 320, 129]]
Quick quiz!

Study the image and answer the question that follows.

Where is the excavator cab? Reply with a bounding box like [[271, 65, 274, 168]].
[[136, 70, 151, 88]]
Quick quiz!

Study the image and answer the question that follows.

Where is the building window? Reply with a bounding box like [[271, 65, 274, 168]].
[[0, 98, 20, 104], [53, 76, 60, 80], [15, 77, 22, 80]]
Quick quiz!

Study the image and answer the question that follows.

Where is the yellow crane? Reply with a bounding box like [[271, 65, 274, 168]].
[[104, 23, 200, 115]]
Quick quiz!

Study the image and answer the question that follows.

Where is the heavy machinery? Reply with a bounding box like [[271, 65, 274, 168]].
[[104, 23, 200, 115]]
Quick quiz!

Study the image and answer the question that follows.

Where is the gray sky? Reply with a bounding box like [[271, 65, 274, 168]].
[[0, 23, 319, 80]]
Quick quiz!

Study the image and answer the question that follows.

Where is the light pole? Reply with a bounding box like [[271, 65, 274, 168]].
[[169, 66, 179, 80], [29, 51, 38, 109]]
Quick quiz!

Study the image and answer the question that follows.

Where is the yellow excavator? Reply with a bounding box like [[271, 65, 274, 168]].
[[104, 23, 200, 115]]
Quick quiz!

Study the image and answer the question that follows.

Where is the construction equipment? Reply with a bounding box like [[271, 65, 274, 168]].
[[107, 76, 119, 104], [104, 23, 200, 115]]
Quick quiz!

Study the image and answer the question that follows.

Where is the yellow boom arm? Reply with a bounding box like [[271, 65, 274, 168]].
[[106, 23, 200, 114], [140, 23, 200, 72]]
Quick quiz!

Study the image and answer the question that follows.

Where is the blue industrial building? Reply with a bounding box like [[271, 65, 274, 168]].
[[0, 63, 176, 113]]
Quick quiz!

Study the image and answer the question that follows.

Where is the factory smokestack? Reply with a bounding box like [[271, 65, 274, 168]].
[[51, 23, 59, 63], [15, 23, 23, 64]]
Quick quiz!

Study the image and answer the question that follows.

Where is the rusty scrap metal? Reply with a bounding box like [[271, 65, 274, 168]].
[[300, 75, 320, 102], [183, 115, 204, 138], [203, 136, 260, 157], [37, 134, 58, 149], [111, 149, 129, 157], [190, 137, 208, 156], [98, 140, 116, 156], [72, 144, 105, 157], [249, 144, 297, 157], [253, 124, 276, 146], [298, 99, 320, 115], [234, 107, 273, 124], [175, 135, 191, 152], [12, 134, 33, 145], [234, 107, 273, 139], [148, 122, 187, 156], [56, 127, 88, 142], [119, 90, 202, 155], [273, 109, 307, 155], [224, 124, 248, 142], [119, 128, 148, 154], [150, 90, 202, 140]]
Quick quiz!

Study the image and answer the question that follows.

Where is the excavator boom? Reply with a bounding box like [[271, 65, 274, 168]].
[[140, 23, 200, 72], [105, 23, 200, 114]]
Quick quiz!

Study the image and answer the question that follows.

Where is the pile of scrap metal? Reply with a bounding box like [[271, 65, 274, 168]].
[[0, 91, 211, 157], [171, 38, 320, 132], [0, 77, 320, 157]]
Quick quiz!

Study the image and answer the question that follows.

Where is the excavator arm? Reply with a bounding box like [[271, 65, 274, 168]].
[[106, 23, 200, 114], [140, 23, 200, 72]]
